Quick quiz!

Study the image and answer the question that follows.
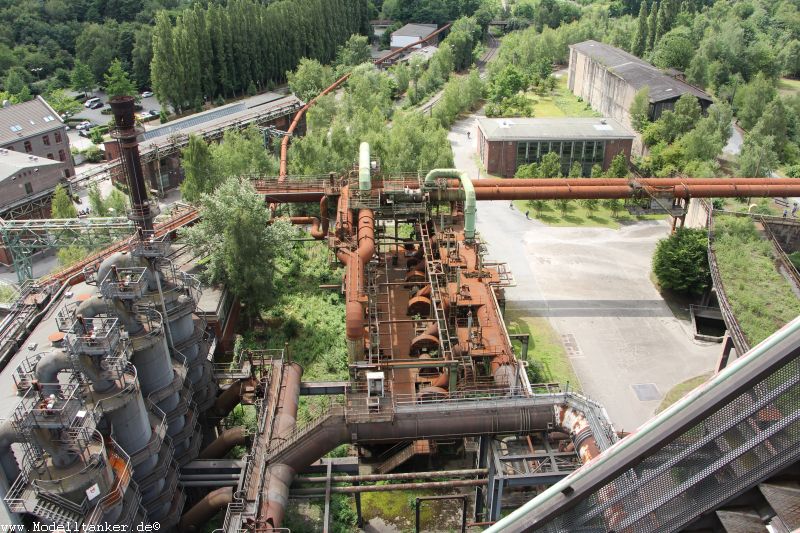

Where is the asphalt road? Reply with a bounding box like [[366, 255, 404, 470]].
[[449, 112, 720, 431]]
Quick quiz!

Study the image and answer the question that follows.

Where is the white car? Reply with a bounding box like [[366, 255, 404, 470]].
[[84, 97, 100, 108], [75, 121, 92, 130], [141, 91, 154, 98]]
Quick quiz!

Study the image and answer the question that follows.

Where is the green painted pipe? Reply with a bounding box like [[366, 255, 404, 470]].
[[359, 142, 371, 191], [423, 169, 476, 240], [485, 315, 800, 532]]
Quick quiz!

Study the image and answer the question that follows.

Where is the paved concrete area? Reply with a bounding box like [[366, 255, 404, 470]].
[[450, 114, 720, 431]]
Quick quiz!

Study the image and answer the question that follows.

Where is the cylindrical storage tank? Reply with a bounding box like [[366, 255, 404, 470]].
[[131, 333, 173, 395], [106, 392, 156, 472]]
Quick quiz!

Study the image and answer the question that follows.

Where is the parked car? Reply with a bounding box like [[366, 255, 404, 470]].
[[145, 109, 159, 117], [76, 121, 93, 130], [84, 97, 100, 108], [88, 100, 104, 110], [141, 91, 154, 98]]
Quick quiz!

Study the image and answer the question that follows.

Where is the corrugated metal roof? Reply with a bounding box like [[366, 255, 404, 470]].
[[0, 96, 65, 145], [477, 117, 635, 142], [392, 23, 438, 38], [139, 94, 302, 145], [570, 40, 712, 103], [0, 148, 61, 182]]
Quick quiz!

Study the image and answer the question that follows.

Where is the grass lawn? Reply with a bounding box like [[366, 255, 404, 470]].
[[656, 373, 712, 414], [523, 77, 600, 118], [714, 216, 800, 345], [778, 77, 800, 97], [512, 199, 665, 229], [505, 310, 581, 390]]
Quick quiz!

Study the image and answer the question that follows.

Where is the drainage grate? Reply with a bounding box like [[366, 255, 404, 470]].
[[561, 334, 584, 358], [632, 383, 661, 401]]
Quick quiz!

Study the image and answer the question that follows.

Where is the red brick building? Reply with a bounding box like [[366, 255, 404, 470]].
[[476, 117, 634, 178]]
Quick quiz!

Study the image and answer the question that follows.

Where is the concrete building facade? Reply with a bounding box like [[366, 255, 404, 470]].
[[476, 117, 635, 178], [390, 23, 439, 50], [567, 41, 712, 133], [0, 96, 75, 218]]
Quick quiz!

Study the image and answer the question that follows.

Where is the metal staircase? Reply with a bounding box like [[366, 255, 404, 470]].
[[375, 440, 433, 474]]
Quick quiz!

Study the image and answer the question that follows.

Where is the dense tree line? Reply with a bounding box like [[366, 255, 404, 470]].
[[151, 0, 370, 112], [0, 0, 182, 99]]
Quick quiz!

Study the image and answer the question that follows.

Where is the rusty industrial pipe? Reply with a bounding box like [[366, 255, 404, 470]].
[[177, 486, 233, 533], [469, 178, 797, 188], [197, 426, 247, 460], [261, 362, 303, 531], [295, 468, 487, 484], [471, 184, 800, 200], [212, 377, 258, 418], [287, 196, 329, 239], [292, 478, 486, 495]]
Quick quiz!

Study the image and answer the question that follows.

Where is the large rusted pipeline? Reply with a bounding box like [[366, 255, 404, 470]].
[[469, 177, 798, 188], [469, 184, 800, 200], [197, 426, 247, 460], [178, 486, 233, 533], [271, 401, 558, 474], [287, 196, 330, 239], [261, 362, 303, 531], [212, 377, 258, 418], [338, 208, 376, 361]]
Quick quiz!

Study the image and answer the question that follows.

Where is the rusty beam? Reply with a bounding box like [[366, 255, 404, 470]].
[[295, 468, 487, 484], [292, 478, 486, 495]]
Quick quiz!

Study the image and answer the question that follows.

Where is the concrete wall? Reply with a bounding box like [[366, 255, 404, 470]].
[[764, 220, 800, 253], [568, 49, 637, 133]]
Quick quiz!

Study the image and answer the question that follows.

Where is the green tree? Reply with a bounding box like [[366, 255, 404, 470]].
[[4, 69, 31, 102], [568, 161, 583, 178], [646, 0, 658, 52], [44, 90, 82, 117], [88, 182, 108, 216], [76, 22, 119, 82], [630, 87, 651, 132], [733, 74, 776, 130], [654, 1, 669, 43], [71, 60, 95, 96], [631, 0, 649, 56], [652, 227, 710, 295], [181, 135, 219, 203], [556, 199, 572, 216], [335, 34, 371, 68], [779, 40, 800, 78], [738, 134, 779, 177], [582, 198, 599, 215], [51, 184, 77, 218], [652, 27, 694, 70], [104, 59, 137, 98], [131, 26, 154, 89], [58, 246, 89, 268], [538, 152, 562, 178], [181, 177, 295, 315], [488, 64, 526, 102], [287, 58, 335, 102], [590, 164, 603, 178], [210, 126, 278, 177], [603, 199, 623, 217], [516, 163, 539, 178], [105, 189, 128, 216], [606, 153, 629, 178]]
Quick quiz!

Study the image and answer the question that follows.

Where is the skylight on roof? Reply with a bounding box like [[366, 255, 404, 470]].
[[29, 119, 35, 125], [43, 115, 54, 122], [9, 125, 22, 132]]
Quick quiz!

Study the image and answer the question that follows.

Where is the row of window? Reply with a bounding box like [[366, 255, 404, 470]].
[[516, 140, 606, 176], [5, 131, 64, 154]]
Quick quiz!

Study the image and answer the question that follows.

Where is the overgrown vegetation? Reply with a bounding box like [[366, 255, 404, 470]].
[[289, 64, 454, 175], [713, 216, 800, 345]]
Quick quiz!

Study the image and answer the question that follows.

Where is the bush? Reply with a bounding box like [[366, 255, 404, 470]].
[[652, 227, 710, 295], [83, 145, 104, 163]]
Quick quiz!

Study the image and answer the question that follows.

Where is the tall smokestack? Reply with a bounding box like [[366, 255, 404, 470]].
[[110, 95, 155, 232]]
